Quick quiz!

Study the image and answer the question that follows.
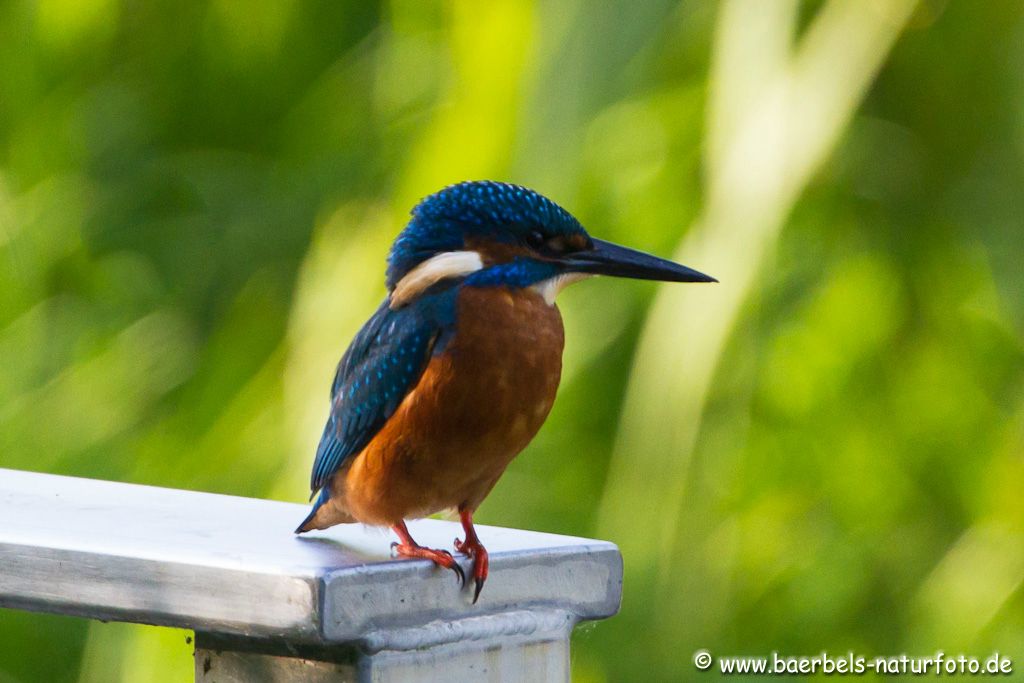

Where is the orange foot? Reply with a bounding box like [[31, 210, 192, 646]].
[[456, 508, 489, 604], [391, 521, 465, 587]]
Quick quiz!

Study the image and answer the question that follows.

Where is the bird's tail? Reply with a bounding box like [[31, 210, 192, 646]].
[[294, 488, 330, 534]]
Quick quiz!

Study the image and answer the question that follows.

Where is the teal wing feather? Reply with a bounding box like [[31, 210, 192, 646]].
[[309, 287, 458, 495]]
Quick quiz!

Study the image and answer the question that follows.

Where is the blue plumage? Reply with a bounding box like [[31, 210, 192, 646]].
[[385, 181, 586, 290], [465, 257, 561, 289], [308, 284, 460, 495]]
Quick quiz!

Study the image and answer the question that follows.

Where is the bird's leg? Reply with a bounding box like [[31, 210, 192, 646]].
[[454, 507, 489, 603], [390, 520, 465, 587]]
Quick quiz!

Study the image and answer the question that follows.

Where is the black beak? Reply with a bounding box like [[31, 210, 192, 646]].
[[564, 238, 716, 283]]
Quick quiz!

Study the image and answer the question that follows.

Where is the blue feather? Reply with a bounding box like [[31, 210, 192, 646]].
[[385, 181, 586, 290], [465, 257, 561, 289], [309, 285, 459, 495]]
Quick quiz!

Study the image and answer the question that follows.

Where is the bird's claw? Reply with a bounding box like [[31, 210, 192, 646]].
[[392, 542, 465, 587], [454, 537, 489, 604], [472, 574, 486, 604], [451, 559, 466, 588]]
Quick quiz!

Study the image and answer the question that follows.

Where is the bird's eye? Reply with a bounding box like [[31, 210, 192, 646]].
[[525, 230, 545, 248]]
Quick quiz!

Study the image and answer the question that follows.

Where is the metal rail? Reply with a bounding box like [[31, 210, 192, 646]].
[[0, 468, 622, 682]]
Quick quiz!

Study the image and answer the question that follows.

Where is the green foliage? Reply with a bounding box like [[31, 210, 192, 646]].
[[2, 1, 1023, 681]]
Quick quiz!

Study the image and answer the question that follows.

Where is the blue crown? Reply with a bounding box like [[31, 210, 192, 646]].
[[385, 181, 585, 290]]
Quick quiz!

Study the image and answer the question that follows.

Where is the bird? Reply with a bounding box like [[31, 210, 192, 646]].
[[296, 181, 715, 602]]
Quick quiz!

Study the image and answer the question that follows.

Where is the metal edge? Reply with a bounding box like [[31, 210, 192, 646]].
[[0, 541, 322, 640], [318, 541, 623, 644]]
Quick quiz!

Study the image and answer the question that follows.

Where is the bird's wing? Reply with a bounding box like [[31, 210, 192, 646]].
[[310, 290, 456, 494]]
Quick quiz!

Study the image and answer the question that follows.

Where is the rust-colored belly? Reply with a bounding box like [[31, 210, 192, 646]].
[[338, 286, 565, 525]]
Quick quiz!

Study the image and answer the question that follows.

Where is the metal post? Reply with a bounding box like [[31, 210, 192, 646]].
[[0, 468, 623, 682], [194, 610, 572, 682]]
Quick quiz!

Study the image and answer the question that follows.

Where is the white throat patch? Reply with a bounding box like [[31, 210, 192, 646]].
[[390, 250, 483, 309], [532, 273, 592, 305]]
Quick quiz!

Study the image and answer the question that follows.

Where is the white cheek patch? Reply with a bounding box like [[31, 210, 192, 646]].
[[390, 250, 484, 308], [532, 273, 592, 305]]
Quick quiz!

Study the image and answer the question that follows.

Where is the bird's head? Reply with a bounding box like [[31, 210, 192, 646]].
[[386, 181, 715, 307]]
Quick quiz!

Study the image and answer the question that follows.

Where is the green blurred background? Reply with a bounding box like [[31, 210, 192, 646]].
[[2, 0, 1023, 680]]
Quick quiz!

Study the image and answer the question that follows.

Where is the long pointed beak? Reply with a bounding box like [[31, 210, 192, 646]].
[[564, 238, 717, 283]]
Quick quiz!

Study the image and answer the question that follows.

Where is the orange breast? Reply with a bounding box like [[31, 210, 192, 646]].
[[338, 286, 565, 525]]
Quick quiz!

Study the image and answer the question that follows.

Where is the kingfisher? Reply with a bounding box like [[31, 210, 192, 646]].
[[296, 181, 715, 602]]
